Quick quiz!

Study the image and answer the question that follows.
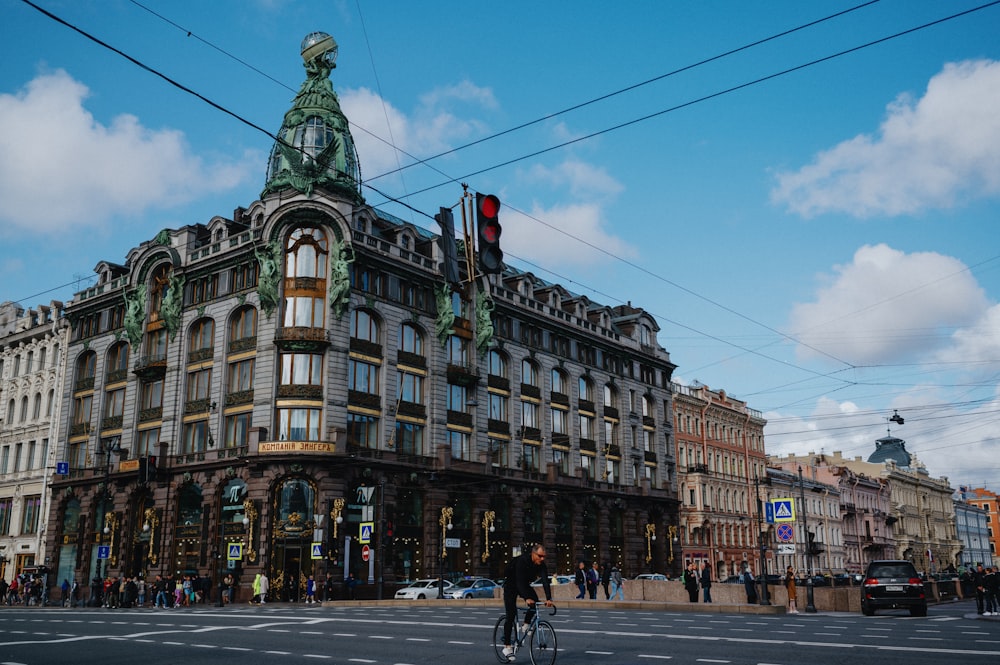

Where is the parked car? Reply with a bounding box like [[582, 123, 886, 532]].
[[634, 573, 668, 581], [444, 578, 499, 599], [394, 578, 454, 600], [531, 574, 574, 587], [861, 560, 927, 617]]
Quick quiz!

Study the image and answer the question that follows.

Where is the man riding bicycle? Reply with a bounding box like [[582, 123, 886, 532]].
[[502, 544, 553, 661]]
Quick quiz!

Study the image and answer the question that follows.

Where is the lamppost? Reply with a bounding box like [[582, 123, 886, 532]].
[[142, 508, 159, 566], [667, 525, 679, 575], [481, 510, 496, 563], [645, 523, 657, 565], [753, 474, 771, 605], [798, 466, 817, 613], [438, 506, 453, 599], [94, 436, 121, 603]]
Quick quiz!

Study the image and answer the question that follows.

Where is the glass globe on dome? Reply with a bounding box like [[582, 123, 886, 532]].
[[301, 32, 338, 66]]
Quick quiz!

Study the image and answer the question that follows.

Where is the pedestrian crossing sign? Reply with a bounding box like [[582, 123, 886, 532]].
[[359, 522, 374, 544], [227, 543, 243, 561], [771, 498, 795, 522], [311, 543, 323, 559]]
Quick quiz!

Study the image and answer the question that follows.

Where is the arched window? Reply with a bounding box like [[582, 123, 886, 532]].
[[283, 227, 328, 328], [351, 309, 380, 343], [398, 322, 423, 356], [189, 318, 215, 355], [521, 359, 538, 387], [285, 227, 328, 278], [76, 351, 97, 383], [550, 368, 567, 395], [106, 342, 129, 379], [487, 350, 507, 377], [229, 307, 258, 344], [578, 376, 593, 402], [276, 478, 315, 524], [19, 396, 29, 422], [604, 383, 617, 408], [32, 393, 41, 420]]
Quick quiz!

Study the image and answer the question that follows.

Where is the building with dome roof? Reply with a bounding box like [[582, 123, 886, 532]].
[[42, 33, 679, 597]]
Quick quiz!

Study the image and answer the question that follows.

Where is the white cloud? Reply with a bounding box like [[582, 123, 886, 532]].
[[788, 244, 988, 364], [0, 70, 252, 234], [772, 59, 1000, 217], [938, 302, 1000, 364], [341, 81, 495, 182]]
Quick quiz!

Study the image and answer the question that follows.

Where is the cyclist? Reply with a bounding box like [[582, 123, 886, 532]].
[[502, 544, 553, 661]]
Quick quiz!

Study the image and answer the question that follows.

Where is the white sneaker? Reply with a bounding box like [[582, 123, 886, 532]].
[[502, 646, 515, 661]]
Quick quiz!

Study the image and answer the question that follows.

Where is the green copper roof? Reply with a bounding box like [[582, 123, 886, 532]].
[[263, 32, 363, 202]]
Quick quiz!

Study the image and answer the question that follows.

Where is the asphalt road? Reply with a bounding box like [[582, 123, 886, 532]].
[[0, 599, 997, 664]]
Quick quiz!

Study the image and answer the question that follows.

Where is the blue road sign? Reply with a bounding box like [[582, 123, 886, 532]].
[[311, 543, 323, 559], [56, 461, 69, 475], [772, 498, 796, 522], [765, 502, 774, 524], [359, 522, 374, 544], [97, 545, 111, 560], [777, 523, 794, 542], [227, 543, 243, 560]]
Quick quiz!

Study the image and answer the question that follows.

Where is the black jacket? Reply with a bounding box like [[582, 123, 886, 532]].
[[505, 552, 551, 602]]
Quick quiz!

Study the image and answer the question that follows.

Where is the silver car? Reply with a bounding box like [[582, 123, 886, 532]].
[[394, 578, 454, 600], [444, 578, 499, 599]]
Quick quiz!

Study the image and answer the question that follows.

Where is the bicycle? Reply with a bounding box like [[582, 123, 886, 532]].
[[492, 603, 558, 665]]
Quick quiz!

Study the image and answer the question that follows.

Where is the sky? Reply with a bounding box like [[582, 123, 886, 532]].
[[2, 0, 1000, 490]]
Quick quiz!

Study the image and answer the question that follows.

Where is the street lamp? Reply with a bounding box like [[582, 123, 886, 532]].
[[645, 523, 657, 565], [438, 507, 453, 599], [481, 510, 496, 563], [142, 508, 159, 566], [798, 466, 817, 613], [666, 525, 678, 570]]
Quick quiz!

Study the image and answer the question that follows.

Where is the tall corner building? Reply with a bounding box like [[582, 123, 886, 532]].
[[43, 33, 680, 595]]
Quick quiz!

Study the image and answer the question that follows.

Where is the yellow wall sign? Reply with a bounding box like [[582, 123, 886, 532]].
[[772, 498, 796, 522], [259, 441, 335, 454]]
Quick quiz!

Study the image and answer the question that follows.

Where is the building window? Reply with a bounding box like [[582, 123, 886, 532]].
[[448, 429, 471, 460], [228, 358, 255, 393], [182, 421, 210, 453], [347, 412, 378, 448], [488, 392, 508, 421], [280, 353, 323, 386], [579, 376, 593, 402], [137, 428, 159, 456], [186, 368, 212, 402], [145, 328, 167, 362], [554, 448, 569, 476], [189, 318, 215, 354], [232, 262, 259, 292], [552, 407, 568, 436], [278, 407, 321, 441], [68, 441, 86, 470], [107, 342, 129, 376], [522, 443, 540, 472], [230, 307, 258, 342], [283, 296, 325, 328], [395, 422, 424, 455], [399, 323, 423, 355], [21, 495, 41, 534], [488, 350, 507, 377], [351, 309, 380, 343], [104, 388, 125, 419], [447, 383, 469, 413], [225, 413, 251, 448], [397, 371, 424, 404], [446, 335, 467, 365], [140, 379, 164, 411], [550, 368, 567, 395], [349, 359, 380, 394], [286, 227, 328, 278], [521, 401, 538, 429], [0, 498, 11, 535], [521, 359, 538, 387], [72, 395, 93, 426]]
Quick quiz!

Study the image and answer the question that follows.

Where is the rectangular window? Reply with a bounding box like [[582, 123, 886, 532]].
[[397, 371, 424, 404], [278, 408, 322, 441], [225, 413, 252, 448], [395, 422, 424, 455], [21, 495, 41, 534], [182, 421, 209, 453], [280, 353, 323, 386], [488, 392, 507, 421], [26, 441, 36, 470], [349, 359, 379, 394], [0, 446, 7, 474], [68, 441, 86, 470], [521, 401, 538, 429], [13, 443, 22, 473], [553, 448, 569, 476], [448, 429, 471, 460], [141, 379, 164, 410], [72, 395, 93, 425], [522, 443, 540, 472], [137, 428, 160, 456], [228, 358, 255, 392], [0, 498, 11, 535], [346, 412, 378, 448], [552, 408, 567, 435], [186, 368, 212, 402], [104, 388, 125, 418], [581, 454, 594, 480]]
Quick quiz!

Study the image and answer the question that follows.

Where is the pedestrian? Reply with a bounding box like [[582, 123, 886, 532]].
[[345, 573, 358, 600], [974, 564, 987, 615], [259, 572, 269, 604], [251, 573, 262, 605], [223, 573, 235, 604], [71, 579, 80, 607], [610, 566, 624, 600], [601, 562, 611, 600], [306, 575, 316, 604], [574, 561, 587, 599], [985, 566, 999, 616], [587, 561, 600, 599], [136, 577, 146, 607], [324, 573, 336, 602], [700, 562, 712, 603], [60, 578, 70, 606], [742, 565, 758, 604], [683, 562, 699, 602], [784, 566, 798, 614]]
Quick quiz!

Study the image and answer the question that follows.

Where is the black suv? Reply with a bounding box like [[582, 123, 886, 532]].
[[861, 560, 927, 616]]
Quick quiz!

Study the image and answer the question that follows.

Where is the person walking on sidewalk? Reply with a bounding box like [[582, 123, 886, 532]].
[[609, 566, 624, 600], [574, 561, 587, 599], [700, 562, 713, 603]]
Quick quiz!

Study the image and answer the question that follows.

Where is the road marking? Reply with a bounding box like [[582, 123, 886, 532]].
[[347, 660, 376, 664], [370, 635, 393, 640], [264, 651, 291, 655], [696, 659, 730, 663], [912, 637, 943, 641], [586, 651, 614, 655], [222, 647, 252, 651], [405, 638, 430, 642], [637, 656, 672, 660], [304, 656, 333, 659]]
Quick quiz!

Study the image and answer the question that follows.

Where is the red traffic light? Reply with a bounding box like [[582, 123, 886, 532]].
[[478, 193, 500, 219], [482, 221, 500, 243]]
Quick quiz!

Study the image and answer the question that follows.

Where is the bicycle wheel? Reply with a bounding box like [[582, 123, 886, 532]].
[[493, 614, 512, 663], [528, 620, 557, 665]]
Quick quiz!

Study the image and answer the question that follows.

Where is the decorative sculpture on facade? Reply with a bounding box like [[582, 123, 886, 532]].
[[254, 239, 282, 318], [123, 284, 146, 349], [435, 283, 455, 345], [475, 289, 495, 351], [159, 274, 185, 340], [328, 236, 355, 319]]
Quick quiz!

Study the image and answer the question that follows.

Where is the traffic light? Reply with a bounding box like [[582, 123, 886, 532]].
[[139, 455, 158, 484], [476, 193, 503, 274], [435, 207, 461, 286]]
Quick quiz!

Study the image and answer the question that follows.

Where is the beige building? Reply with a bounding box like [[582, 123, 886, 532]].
[[0, 301, 68, 582], [673, 382, 767, 580], [775, 433, 960, 574]]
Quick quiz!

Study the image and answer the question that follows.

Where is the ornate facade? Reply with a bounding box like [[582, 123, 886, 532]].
[[672, 382, 767, 579], [0, 300, 68, 581], [42, 33, 680, 598]]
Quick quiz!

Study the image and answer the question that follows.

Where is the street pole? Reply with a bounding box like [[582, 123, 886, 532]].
[[754, 474, 771, 605], [798, 466, 816, 613]]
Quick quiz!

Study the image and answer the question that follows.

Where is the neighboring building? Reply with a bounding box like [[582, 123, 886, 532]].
[[769, 451, 892, 574], [813, 432, 960, 573], [672, 382, 767, 580], [761, 465, 841, 576], [961, 486, 999, 566], [43, 32, 680, 599], [954, 496, 991, 569], [0, 300, 68, 582]]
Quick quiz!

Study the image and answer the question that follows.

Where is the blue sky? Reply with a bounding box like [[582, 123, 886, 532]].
[[3, 0, 1000, 487]]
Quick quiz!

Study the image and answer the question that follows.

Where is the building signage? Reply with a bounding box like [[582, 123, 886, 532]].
[[771, 498, 795, 522], [777, 544, 796, 555], [119, 459, 140, 472], [259, 441, 336, 454]]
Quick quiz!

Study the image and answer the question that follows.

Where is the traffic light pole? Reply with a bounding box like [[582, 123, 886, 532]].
[[798, 466, 817, 613], [754, 474, 771, 605]]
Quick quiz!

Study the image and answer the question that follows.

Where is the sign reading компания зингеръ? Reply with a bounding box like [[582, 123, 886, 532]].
[[258, 441, 335, 453]]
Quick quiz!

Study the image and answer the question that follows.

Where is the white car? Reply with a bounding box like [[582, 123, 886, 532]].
[[394, 578, 454, 600], [634, 573, 668, 581]]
